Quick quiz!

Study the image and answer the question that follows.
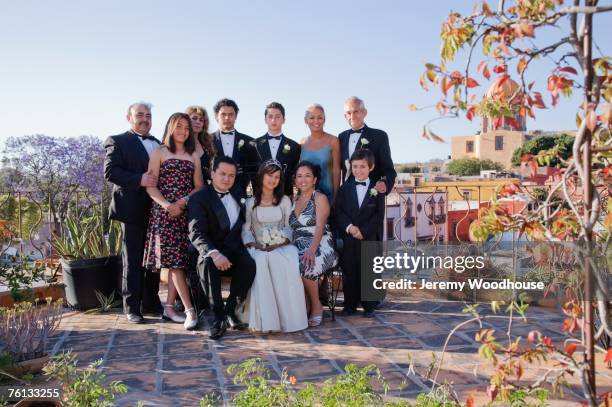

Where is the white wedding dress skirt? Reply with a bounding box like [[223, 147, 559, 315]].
[[242, 205, 308, 332]]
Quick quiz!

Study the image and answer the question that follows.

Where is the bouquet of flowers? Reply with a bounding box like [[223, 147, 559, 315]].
[[261, 227, 285, 247]]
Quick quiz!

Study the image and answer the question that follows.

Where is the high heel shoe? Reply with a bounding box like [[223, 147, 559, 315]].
[[162, 304, 185, 323], [184, 308, 198, 331]]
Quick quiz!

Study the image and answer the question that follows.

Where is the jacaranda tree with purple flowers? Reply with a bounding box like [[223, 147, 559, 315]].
[[1, 134, 105, 233]]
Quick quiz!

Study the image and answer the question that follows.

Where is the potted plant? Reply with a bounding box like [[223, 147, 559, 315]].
[[51, 214, 122, 310], [0, 299, 63, 376]]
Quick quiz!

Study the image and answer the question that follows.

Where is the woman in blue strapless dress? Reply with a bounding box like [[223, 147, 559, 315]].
[[299, 104, 341, 203]]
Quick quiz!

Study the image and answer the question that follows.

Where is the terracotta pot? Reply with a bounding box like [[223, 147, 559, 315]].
[[15, 399, 62, 407], [5, 355, 50, 376], [0, 285, 65, 307]]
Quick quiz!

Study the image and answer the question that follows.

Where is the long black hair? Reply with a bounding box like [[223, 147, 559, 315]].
[[253, 160, 285, 208], [161, 112, 196, 154]]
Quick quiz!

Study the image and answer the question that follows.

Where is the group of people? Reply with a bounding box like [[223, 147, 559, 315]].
[[104, 97, 396, 340]]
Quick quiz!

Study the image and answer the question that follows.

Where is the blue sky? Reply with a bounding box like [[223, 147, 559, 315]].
[[0, 1, 609, 163]]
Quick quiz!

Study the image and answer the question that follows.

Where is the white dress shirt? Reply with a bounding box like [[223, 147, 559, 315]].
[[347, 126, 365, 159], [220, 131, 235, 157], [134, 131, 158, 156], [355, 178, 369, 207], [346, 178, 370, 234], [218, 190, 240, 229], [267, 132, 282, 158]]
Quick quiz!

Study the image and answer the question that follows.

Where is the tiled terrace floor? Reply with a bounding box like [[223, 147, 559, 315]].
[[48, 298, 611, 406]]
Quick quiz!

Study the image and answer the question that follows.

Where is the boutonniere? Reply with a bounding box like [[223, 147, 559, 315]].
[[369, 188, 378, 197], [238, 139, 245, 149], [360, 138, 369, 147], [240, 198, 246, 205], [282, 144, 291, 154]]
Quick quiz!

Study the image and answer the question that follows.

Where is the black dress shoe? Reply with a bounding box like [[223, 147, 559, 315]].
[[226, 312, 248, 330], [126, 313, 144, 324], [340, 307, 357, 317], [209, 319, 227, 340], [142, 303, 164, 316], [363, 309, 376, 318]]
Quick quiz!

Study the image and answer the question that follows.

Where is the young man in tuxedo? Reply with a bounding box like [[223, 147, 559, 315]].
[[104, 102, 163, 324], [334, 149, 385, 318], [187, 156, 256, 340], [254, 102, 301, 197], [211, 98, 258, 198], [339, 96, 396, 195]]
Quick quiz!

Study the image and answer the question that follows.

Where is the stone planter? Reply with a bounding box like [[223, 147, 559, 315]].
[[5, 355, 50, 376]]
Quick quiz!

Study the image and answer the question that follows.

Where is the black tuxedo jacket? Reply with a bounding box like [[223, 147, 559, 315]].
[[338, 125, 396, 194], [254, 134, 301, 197], [335, 178, 385, 241], [104, 130, 160, 226], [187, 185, 246, 257], [212, 130, 258, 197]]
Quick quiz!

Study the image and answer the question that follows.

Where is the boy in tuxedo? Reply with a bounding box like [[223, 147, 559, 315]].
[[334, 149, 385, 317], [254, 102, 301, 197]]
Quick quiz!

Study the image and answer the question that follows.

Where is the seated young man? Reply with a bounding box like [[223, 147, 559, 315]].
[[187, 156, 256, 339]]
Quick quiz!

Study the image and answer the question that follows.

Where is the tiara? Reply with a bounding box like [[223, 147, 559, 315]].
[[262, 159, 283, 168]]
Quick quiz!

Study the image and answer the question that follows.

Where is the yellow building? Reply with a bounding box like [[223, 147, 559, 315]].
[[410, 179, 518, 202], [451, 71, 536, 169]]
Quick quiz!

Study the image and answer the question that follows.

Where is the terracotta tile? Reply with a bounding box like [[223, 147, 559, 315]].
[[417, 333, 473, 348], [161, 369, 220, 392], [114, 330, 158, 346], [279, 359, 340, 380], [107, 372, 156, 392], [368, 336, 422, 350], [307, 327, 357, 343], [354, 325, 405, 339], [103, 357, 157, 374], [216, 348, 270, 366], [60, 334, 111, 351], [107, 343, 158, 360], [163, 339, 209, 356], [162, 354, 214, 370]]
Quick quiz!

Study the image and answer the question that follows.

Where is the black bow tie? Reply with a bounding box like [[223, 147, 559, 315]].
[[217, 191, 230, 199], [138, 134, 155, 141], [266, 134, 283, 140], [221, 131, 235, 135], [355, 181, 367, 186]]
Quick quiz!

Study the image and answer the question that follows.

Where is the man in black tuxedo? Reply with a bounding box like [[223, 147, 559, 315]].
[[211, 98, 258, 198], [254, 102, 301, 197], [104, 102, 162, 323], [339, 96, 396, 195], [187, 156, 256, 340], [335, 149, 385, 317]]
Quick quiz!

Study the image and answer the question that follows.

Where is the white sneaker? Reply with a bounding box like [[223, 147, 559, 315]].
[[184, 308, 198, 331], [162, 305, 185, 323]]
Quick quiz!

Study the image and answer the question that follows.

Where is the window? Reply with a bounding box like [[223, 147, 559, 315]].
[[417, 203, 422, 212], [495, 135, 504, 150], [462, 190, 471, 200], [437, 197, 445, 215], [466, 141, 474, 153], [386, 219, 395, 240], [406, 198, 412, 218]]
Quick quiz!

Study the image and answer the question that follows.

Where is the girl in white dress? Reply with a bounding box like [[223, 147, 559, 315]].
[[241, 160, 308, 332]]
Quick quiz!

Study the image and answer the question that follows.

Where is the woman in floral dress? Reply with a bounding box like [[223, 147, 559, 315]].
[[143, 112, 203, 330], [289, 161, 337, 326]]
